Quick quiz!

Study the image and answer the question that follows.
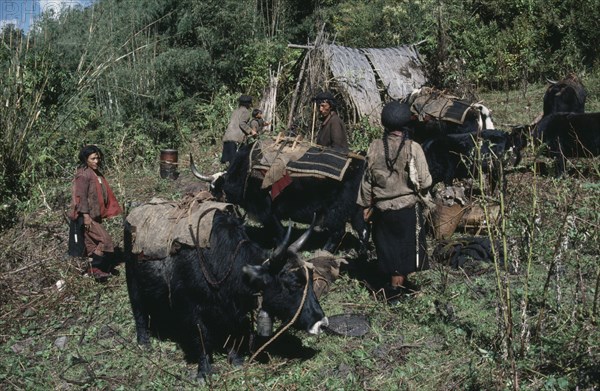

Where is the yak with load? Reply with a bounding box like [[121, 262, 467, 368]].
[[191, 139, 368, 254], [124, 196, 328, 382], [404, 87, 496, 143], [402, 87, 521, 191]]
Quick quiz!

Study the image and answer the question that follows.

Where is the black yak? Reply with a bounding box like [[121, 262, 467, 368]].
[[191, 143, 368, 254], [124, 208, 327, 381]]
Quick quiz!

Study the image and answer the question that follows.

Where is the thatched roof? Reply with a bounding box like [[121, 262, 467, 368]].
[[363, 46, 427, 100], [328, 44, 427, 123], [285, 39, 427, 131], [327, 45, 381, 122]]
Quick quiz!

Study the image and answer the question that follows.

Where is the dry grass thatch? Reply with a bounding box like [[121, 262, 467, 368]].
[[285, 32, 426, 131]]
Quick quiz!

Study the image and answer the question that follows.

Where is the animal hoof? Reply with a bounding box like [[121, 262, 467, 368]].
[[228, 352, 245, 367], [136, 337, 151, 350]]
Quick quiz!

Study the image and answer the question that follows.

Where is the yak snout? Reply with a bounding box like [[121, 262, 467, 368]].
[[308, 317, 329, 335]]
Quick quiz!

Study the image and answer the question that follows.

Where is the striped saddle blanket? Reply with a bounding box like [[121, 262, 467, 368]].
[[286, 147, 352, 181]]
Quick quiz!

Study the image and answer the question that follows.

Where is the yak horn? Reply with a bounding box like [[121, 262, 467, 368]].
[[271, 221, 293, 261], [287, 213, 317, 255], [189, 153, 214, 182], [546, 77, 557, 84]]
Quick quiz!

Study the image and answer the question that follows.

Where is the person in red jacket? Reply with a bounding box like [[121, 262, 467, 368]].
[[70, 145, 122, 280]]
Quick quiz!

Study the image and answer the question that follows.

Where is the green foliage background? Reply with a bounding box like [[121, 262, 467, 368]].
[[2, 0, 600, 226], [0, 1, 599, 389]]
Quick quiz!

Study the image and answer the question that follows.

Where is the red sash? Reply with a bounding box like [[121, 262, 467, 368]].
[[95, 175, 122, 218]]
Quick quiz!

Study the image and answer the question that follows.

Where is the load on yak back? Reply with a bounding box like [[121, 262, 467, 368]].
[[191, 91, 368, 254], [124, 196, 328, 382]]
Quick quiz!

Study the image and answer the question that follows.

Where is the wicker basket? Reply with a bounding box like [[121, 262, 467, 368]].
[[431, 202, 467, 240], [459, 202, 501, 235]]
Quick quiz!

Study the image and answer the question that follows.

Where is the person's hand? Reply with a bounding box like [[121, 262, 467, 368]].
[[83, 213, 92, 230], [251, 130, 258, 137], [363, 207, 373, 222]]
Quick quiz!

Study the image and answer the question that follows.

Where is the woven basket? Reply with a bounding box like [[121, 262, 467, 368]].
[[431, 202, 467, 240], [459, 202, 501, 234]]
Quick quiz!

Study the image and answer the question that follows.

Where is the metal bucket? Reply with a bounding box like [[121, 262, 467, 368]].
[[159, 149, 179, 180]]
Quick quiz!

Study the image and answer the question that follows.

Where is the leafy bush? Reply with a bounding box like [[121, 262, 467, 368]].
[[349, 117, 380, 153], [194, 87, 237, 146], [314, 0, 599, 89]]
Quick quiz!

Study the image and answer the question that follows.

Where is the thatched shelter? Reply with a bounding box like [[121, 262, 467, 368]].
[[279, 35, 427, 138]]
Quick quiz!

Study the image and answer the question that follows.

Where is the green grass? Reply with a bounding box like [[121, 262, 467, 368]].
[[1, 82, 599, 390]]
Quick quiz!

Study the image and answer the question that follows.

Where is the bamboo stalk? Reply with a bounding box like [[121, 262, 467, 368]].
[[287, 50, 310, 131], [310, 101, 317, 144]]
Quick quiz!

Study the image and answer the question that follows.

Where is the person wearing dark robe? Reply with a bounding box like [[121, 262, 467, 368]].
[[357, 101, 432, 301], [314, 91, 349, 153]]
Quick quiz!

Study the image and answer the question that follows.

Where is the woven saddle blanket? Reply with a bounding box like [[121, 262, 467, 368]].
[[286, 147, 352, 181], [249, 138, 353, 189], [126, 192, 235, 259], [407, 87, 473, 125]]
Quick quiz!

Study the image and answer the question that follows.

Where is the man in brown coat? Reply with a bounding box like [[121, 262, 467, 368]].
[[221, 95, 255, 164], [314, 92, 349, 153]]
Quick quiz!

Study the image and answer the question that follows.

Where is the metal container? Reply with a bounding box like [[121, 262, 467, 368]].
[[256, 310, 273, 337], [159, 149, 179, 180]]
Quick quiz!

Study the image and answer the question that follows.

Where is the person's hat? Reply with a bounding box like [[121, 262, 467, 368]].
[[314, 91, 338, 108], [238, 95, 253, 104], [381, 101, 412, 130]]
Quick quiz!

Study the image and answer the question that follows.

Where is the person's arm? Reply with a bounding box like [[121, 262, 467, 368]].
[[249, 119, 259, 136], [412, 142, 433, 190], [241, 121, 256, 136], [73, 171, 93, 226], [330, 115, 349, 151], [238, 109, 255, 136], [356, 150, 374, 221], [82, 213, 92, 227]]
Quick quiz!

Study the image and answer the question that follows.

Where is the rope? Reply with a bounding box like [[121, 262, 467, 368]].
[[415, 202, 421, 269], [248, 263, 310, 363], [188, 207, 247, 288]]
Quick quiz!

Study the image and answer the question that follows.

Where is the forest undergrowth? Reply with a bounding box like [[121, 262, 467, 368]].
[[0, 87, 599, 390]]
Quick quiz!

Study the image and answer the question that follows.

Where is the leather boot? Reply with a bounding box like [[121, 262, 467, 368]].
[[101, 251, 121, 276], [89, 254, 112, 280]]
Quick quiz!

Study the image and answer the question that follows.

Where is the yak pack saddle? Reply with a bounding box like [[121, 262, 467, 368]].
[[248, 134, 361, 199]]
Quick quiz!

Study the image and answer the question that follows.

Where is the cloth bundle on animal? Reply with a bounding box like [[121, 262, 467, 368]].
[[125, 192, 235, 259], [250, 137, 309, 189], [249, 138, 355, 192], [305, 250, 348, 299], [406, 87, 473, 124], [432, 236, 503, 269]]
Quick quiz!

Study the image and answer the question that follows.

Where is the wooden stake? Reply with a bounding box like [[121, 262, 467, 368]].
[[311, 101, 317, 144]]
